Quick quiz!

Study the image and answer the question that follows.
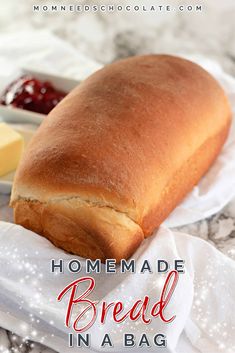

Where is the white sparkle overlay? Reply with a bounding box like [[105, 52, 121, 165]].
[[0, 222, 234, 353]]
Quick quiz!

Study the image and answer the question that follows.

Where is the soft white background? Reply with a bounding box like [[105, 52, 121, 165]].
[[0, 0, 235, 75]]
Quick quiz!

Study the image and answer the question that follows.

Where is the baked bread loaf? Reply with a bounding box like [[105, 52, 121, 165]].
[[11, 55, 231, 262]]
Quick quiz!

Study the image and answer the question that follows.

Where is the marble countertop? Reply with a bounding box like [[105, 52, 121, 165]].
[[0, 1, 235, 352]]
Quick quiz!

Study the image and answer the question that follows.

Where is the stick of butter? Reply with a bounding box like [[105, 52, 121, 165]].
[[0, 122, 24, 177]]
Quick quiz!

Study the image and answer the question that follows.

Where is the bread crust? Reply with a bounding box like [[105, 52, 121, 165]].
[[11, 55, 232, 261], [13, 197, 144, 262]]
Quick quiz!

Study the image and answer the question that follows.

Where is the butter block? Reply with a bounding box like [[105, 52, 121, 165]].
[[0, 123, 24, 177]]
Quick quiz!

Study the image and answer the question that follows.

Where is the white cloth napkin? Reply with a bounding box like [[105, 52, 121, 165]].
[[0, 30, 235, 227], [0, 221, 234, 353]]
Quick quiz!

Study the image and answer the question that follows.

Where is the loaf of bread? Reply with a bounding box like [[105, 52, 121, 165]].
[[11, 55, 231, 262]]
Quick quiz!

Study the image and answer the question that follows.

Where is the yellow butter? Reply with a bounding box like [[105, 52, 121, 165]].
[[0, 122, 24, 177]]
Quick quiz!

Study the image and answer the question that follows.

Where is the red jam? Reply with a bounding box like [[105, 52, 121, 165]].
[[0, 75, 67, 115]]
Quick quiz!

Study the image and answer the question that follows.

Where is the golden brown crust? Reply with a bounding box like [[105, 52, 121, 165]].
[[11, 54, 232, 261], [142, 121, 231, 234]]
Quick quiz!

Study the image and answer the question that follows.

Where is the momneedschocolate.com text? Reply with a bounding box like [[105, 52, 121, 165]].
[[32, 4, 203, 13]]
